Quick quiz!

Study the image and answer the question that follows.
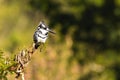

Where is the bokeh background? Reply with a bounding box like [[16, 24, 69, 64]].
[[0, 0, 120, 80]]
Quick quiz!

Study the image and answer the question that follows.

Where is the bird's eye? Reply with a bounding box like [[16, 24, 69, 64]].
[[40, 25, 42, 28], [44, 27, 47, 30]]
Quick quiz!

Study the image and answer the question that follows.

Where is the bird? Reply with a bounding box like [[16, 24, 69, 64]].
[[33, 21, 55, 49]]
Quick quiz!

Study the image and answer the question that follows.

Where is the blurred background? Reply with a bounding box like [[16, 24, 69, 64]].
[[0, 0, 120, 80]]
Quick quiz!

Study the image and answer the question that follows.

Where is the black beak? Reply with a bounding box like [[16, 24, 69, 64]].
[[46, 26, 56, 34], [49, 29, 56, 34]]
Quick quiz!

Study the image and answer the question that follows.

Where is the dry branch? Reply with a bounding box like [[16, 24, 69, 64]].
[[7, 43, 39, 80]]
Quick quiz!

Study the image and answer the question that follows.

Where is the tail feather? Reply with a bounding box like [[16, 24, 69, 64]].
[[35, 44, 40, 49]]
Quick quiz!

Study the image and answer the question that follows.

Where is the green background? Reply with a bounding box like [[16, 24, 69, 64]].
[[0, 0, 120, 80]]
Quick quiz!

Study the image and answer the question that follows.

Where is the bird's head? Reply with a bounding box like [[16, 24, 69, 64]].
[[37, 21, 55, 35]]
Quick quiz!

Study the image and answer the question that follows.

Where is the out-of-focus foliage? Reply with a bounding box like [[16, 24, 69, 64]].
[[0, 50, 16, 80], [0, 0, 120, 80]]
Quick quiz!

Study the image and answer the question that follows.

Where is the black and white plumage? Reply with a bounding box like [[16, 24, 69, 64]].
[[33, 21, 55, 49]]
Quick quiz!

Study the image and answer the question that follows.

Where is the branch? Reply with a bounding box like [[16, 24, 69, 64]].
[[10, 43, 38, 80]]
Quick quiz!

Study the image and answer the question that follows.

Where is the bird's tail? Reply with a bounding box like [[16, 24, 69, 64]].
[[31, 43, 40, 53], [35, 44, 40, 49]]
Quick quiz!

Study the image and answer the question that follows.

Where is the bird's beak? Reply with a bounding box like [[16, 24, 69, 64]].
[[49, 29, 56, 34], [46, 27, 56, 34]]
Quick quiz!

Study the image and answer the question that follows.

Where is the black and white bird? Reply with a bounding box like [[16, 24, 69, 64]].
[[33, 21, 55, 49]]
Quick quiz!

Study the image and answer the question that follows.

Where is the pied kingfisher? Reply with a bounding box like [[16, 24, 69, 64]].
[[33, 21, 55, 49]]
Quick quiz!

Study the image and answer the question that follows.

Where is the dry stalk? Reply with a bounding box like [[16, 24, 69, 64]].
[[8, 43, 37, 80]]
